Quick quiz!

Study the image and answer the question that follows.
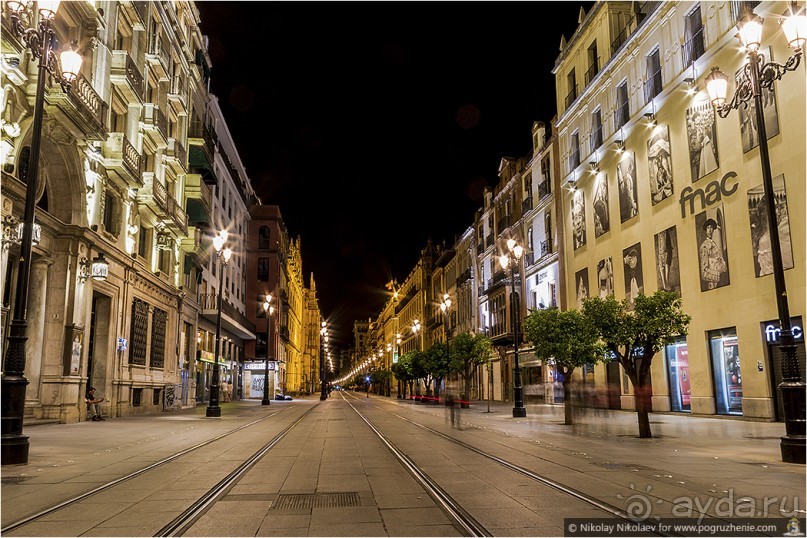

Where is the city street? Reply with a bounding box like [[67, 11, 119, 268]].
[[2, 395, 803, 537]]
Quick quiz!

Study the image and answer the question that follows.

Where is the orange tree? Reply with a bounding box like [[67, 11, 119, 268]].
[[448, 332, 493, 407]]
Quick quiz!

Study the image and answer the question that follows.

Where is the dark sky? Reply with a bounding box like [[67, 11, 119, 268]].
[[196, 1, 594, 349]]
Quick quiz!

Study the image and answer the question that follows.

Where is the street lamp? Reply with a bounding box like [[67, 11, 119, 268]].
[[206, 231, 232, 418], [2, 0, 83, 464], [395, 332, 403, 398], [261, 295, 274, 406], [500, 238, 526, 418], [705, 4, 805, 464], [320, 322, 328, 401]]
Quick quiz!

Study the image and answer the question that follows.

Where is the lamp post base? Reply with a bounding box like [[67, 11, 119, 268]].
[[780, 435, 806, 464], [205, 406, 221, 417], [512, 407, 527, 418], [261, 398, 271, 406]]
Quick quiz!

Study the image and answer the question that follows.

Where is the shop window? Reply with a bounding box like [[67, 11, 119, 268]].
[[665, 336, 691, 412], [709, 328, 742, 415]]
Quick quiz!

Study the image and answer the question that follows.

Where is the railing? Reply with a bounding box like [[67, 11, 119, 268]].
[[476, 243, 483, 255], [497, 216, 510, 233], [644, 67, 663, 104], [614, 101, 629, 130], [485, 235, 493, 248], [111, 50, 143, 97], [168, 138, 186, 168], [169, 74, 186, 99], [568, 147, 580, 171], [611, 24, 631, 55], [148, 31, 170, 69], [188, 120, 217, 157], [610, 1, 662, 55], [683, 28, 705, 68], [590, 124, 603, 152], [71, 74, 107, 131], [133, 1, 148, 24], [584, 58, 600, 86], [540, 240, 551, 257], [122, 134, 141, 177], [152, 176, 168, 210], [525, 252, 535, 266], [478, 286, 485, 297], [521, 196, 533, 214], [730, 1, 760, 23], [564, 85, 578, 109], [143, 104, 168, 141]]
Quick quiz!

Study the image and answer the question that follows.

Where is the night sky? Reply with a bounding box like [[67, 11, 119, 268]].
[[196, 1, 594, 349]]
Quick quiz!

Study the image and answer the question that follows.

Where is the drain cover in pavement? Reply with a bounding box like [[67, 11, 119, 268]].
[[271, 492, 360, 510]]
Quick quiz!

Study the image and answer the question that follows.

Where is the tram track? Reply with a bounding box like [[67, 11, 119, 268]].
[[342, 391, 672, 537], [1, 405, 299, 535]]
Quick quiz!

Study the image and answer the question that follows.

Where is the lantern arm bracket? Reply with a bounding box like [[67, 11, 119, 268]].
[[758, 50, 802, 90]]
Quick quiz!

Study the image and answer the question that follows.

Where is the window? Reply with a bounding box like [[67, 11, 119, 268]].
[[258, 258, 269, 282], [615, 81, 629, 130], [129, 298, 149, 366], [138, 226, 151, 259], [569, 131, 581, 171], [544, 212, 553, 255], [565, 69, 578, 108], [258, 225, 270, 250], [153, 388, 162, 406], [132, 388, 143, 407], [527, 226, 534, 253], [523, 174, 532, 199], [539, 155, 552, 198], [585, 40, 599, 85], [684, 6, 704, 67], [709, 328, 742, 415], [103, 191, 120, 237], [645, 48, 662, 103], [591, 109, 603, 152], [158, 247, 172, 275], [150, 308, 167, 369]]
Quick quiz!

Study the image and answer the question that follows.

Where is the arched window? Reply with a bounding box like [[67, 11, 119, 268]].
[[258, 226, 270, 250]]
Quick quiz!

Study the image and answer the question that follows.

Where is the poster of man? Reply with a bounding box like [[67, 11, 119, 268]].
[[647, 125, 675, 203], [617, 151, 639, 222], [575, 267, 589, 310], [597, 257, 614, 298], [571, 188, 586, 249], [654, 226, 681, 295], [747, 174, 793, 278], [622, 243, 644, 310], [685, 101, 719, 182], [737, 47, 780, 153], [695, 205, 731, 291], [592, 173, 610, 238]]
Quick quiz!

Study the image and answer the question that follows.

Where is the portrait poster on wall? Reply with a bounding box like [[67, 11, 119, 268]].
[[575, 267, 589, 310], [592, 173, 610, 238], [622, 243, 644, 310], [617, 151, 639, 223], [747, 174, 793, 278], [571, 189, 586, 250], [647, 125, 675, 203], [597, 257, 614, 298], [685, 100, 720, 182], [654, 225, 681, 295], [695, 205, 730, 291], [737, 47, 780, 153]]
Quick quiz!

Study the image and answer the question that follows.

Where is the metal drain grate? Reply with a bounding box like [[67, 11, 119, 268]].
[[271, 492, 360, 510]]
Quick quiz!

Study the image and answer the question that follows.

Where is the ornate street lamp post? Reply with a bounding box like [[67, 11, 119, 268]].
[[2, 0, 83, 464], [206, 231, 232, 418], [500, 238, 526, 418], [320, 322, 328, 401], [395, 333, 402, 399], [705, 4, 805, 464], [261, 295, 274, 406]]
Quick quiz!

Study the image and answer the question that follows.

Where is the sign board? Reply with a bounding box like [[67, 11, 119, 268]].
[[243, 361, 275, 371], [117, 337, 128, 351], [761, 316, 804, 344]]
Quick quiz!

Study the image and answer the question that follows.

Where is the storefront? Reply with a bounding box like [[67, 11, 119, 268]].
[[242, 361, 276, 399], [709, 328, 742, 416], [664, 336, 691, 412]]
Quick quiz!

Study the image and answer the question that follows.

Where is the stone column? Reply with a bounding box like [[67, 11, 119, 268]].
[[25, 257, 52, 406]]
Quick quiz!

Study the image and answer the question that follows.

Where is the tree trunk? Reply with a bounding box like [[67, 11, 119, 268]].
[[636, 380, 652, 438], [462, 368, 471, 408], [563, 378, 574, 425]]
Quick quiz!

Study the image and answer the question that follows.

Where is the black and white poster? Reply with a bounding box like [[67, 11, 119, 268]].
[[571, 188, 586, 250], [597, 257, 614, 298], [685, 100, 719, 182], [617, 151, 638, 222], [654, 225, 681, 295], [647, 125, 675, 203], [737, 47, 780, 153], [575, 267, 589, 310], [695, 205, 730, 291], [747, 174, 793, 278], [622, 243, 644, 310], [592, 173, 610, 238]]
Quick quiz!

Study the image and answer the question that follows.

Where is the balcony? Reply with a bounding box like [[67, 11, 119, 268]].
[[145, 31, 170, 81], [476, 243, 483, 255], [564, 85, 578, 109], [137, 172, 169, 218], [200, 293, 256, 340], [584, 58, 600, 86], [485, 235, 493, 248], [110, 50, 143, 103], [644, 67, 663, 105], [165, 137, 187, 174], [119, 0, 148, 30], [188, 120, 218, 185], [181, 226, 210, 269], [167, 74, 188, 114], [521, 196, 533, 214], [142, 103, 168, 147], [611, 0, 662, 56], [455, 267, 472, 287], [590, 124, 603, 152], [568, 147, 581, 172], [525, 252, 535, 267], [538, 180, 551, 200], [614, 102, 629, 131], [166, 193, 188, 236], [44, 74, 107, 141], [540, 240, 552, 257], [184, 173, 212, 225], [279, 326, 290, 343], [102, 132, 142, 187]]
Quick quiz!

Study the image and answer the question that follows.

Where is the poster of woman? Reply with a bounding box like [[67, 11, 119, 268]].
[[617, 151, 639, 222], [647, 125, 675, 203], [622, 243, 644, 310], [685, 101, 719, 182], [571, 188, 586, 249], [695, 205, 731, 291], [597, 257, 614, 298], [654, 226, 681, 295], [575, 268, 589, 310], [592, 173, 610, 238], [737, 47, 780, 153], [747, 174, 793, 278]]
